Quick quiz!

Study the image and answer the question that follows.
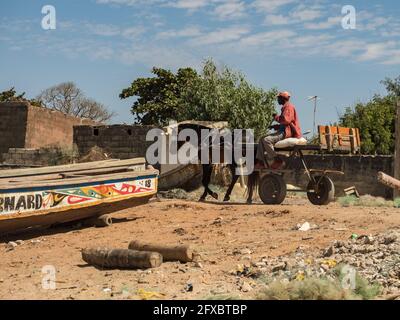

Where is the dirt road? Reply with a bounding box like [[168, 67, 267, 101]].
[[1, 197, 399, 300]]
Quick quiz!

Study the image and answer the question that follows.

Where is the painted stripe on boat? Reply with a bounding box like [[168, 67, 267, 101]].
[[0, 174, 158, 194]]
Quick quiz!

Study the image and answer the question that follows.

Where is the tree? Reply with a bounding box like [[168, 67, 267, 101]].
[[0, 87, 42, 107], [382, 75, 400, 98], [120, 59, 277, 137], [181, 60, 277, 138], [339, 76, 399, 155], [120, 67, 198, 126], [37, 82, 115, 122]]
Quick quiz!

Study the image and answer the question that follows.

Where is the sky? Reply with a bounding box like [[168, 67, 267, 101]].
[[0, 0, 399, 132]]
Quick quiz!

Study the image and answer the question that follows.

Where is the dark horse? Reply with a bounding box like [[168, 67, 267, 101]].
[[177, 123, 258, 203]]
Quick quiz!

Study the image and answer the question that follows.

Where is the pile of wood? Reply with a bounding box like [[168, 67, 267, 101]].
[[82, 241, 194, 269]]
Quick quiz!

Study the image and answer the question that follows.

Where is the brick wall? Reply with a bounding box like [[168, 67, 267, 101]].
[[1, 147, 74, 166], [0, 102, 29, 156], [286, 154, 394, 198], [73, 125, 158, 159]]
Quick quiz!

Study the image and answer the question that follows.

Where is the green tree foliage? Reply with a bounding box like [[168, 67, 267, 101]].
[[120, 67, 198, 125], [339, 76, 399, 155], [120, 60, 277, 138], [181, 60, 277, 138]]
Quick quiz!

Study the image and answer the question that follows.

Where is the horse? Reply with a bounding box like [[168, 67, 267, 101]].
[[175, 123, 258, 203]]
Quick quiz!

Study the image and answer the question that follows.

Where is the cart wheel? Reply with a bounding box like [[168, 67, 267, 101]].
[[259, 174, 287, 204], [307, 176, 335, 205]]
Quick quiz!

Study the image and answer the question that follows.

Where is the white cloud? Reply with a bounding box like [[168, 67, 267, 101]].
[[190, 25, 250, 45], [263, 5, 322, 26], [252, 0, 297, 13], [214, 0, 246, 20], [85, 23, 121, 37], [157, 26, 202, 39], [239, 29, 296, 46], [119, 43, 200, 68], [167, 0, 210, 10], [357, 41, 397, 62], [291, 8, 322, 21], [304, 16, 341, 30], [382, 50, 400, 65], [264, 14, 289, 25], [95, 0, 157, 6]]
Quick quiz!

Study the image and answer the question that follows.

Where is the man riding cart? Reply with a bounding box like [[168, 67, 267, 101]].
[[252, 91, 344, 206]]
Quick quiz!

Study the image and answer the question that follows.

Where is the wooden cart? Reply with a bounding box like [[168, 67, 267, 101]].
[[255, 144, 344, 206]]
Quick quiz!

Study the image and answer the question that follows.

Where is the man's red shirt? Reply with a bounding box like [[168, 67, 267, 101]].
[[274, 102, 302, 138]]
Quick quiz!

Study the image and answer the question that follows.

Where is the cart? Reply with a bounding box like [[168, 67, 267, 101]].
[[255, 144, 344, 206]]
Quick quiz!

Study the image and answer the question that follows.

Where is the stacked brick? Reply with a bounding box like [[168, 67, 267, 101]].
[[73, 125, 158, 160]]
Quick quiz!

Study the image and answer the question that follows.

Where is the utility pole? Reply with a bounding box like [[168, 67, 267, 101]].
[[308, 96, 318, 137], [394, 100, 400, 199]]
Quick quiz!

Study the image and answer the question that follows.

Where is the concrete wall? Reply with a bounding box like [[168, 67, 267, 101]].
[[73, 125, 158, 160], [0, 102, 95, 161], [286, 154, 394, 198], [24, 104, 94, 149]]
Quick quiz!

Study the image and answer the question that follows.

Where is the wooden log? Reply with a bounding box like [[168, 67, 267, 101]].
[[128, 241, 193, 263], [84, 215, 113, 228], [377, 171, 400, 191], [82, 248, 162, 269]]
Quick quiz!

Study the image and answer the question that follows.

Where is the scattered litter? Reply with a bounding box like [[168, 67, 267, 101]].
[[344, 186, 360, 198], [184, 283, 193, 292], [5, 241, 18, 251], [350, 233, 358, 240], [240, 281, 252, 292], [137, 288, 165, 300], [298, 222, 311, 231], [173, 228, 187, 236], [271, 262, 287, 272], [103, 288, 112, 293]]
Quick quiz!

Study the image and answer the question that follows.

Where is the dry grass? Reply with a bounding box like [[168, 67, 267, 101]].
[[258, 265, 381, 300], [339, 195, 400, 208]]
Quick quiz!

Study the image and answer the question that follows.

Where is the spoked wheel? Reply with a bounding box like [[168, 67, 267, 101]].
[[307, 176, 335, 205], [259, 174, 287, 204]]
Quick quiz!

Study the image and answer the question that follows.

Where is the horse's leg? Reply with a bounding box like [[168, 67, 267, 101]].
[[200, 165, 219, 201], [205, 165, 219, 200], [246, 172, 257, 204], [223, 165, 238, 202], [199, 164, 211, 201]]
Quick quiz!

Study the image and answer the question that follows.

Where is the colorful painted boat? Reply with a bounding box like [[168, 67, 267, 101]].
[[0, 158, 158, 234]]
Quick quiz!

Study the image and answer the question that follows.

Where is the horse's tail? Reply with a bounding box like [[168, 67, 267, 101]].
[[245, 171, 259, 200]]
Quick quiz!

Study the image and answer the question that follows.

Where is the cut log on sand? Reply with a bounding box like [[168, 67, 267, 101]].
[[82, 248, 162, 269], [128, 241, 193, 263], [377, 172, 400, 191]]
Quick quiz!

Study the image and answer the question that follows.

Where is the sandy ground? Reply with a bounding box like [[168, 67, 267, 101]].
[[1, 195, 399, 300]]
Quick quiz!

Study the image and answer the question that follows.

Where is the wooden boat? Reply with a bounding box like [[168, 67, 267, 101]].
[[0, 158, 158, 234]]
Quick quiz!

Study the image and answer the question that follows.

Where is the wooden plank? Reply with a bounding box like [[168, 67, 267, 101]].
[[0, 168, 158, 190], [1, 164, 147, 184], [395, 101, 400, 198], [0, 158, 146, 179]]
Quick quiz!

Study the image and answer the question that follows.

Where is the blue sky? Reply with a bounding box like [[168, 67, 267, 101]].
[[0, 0, 399, 132]]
